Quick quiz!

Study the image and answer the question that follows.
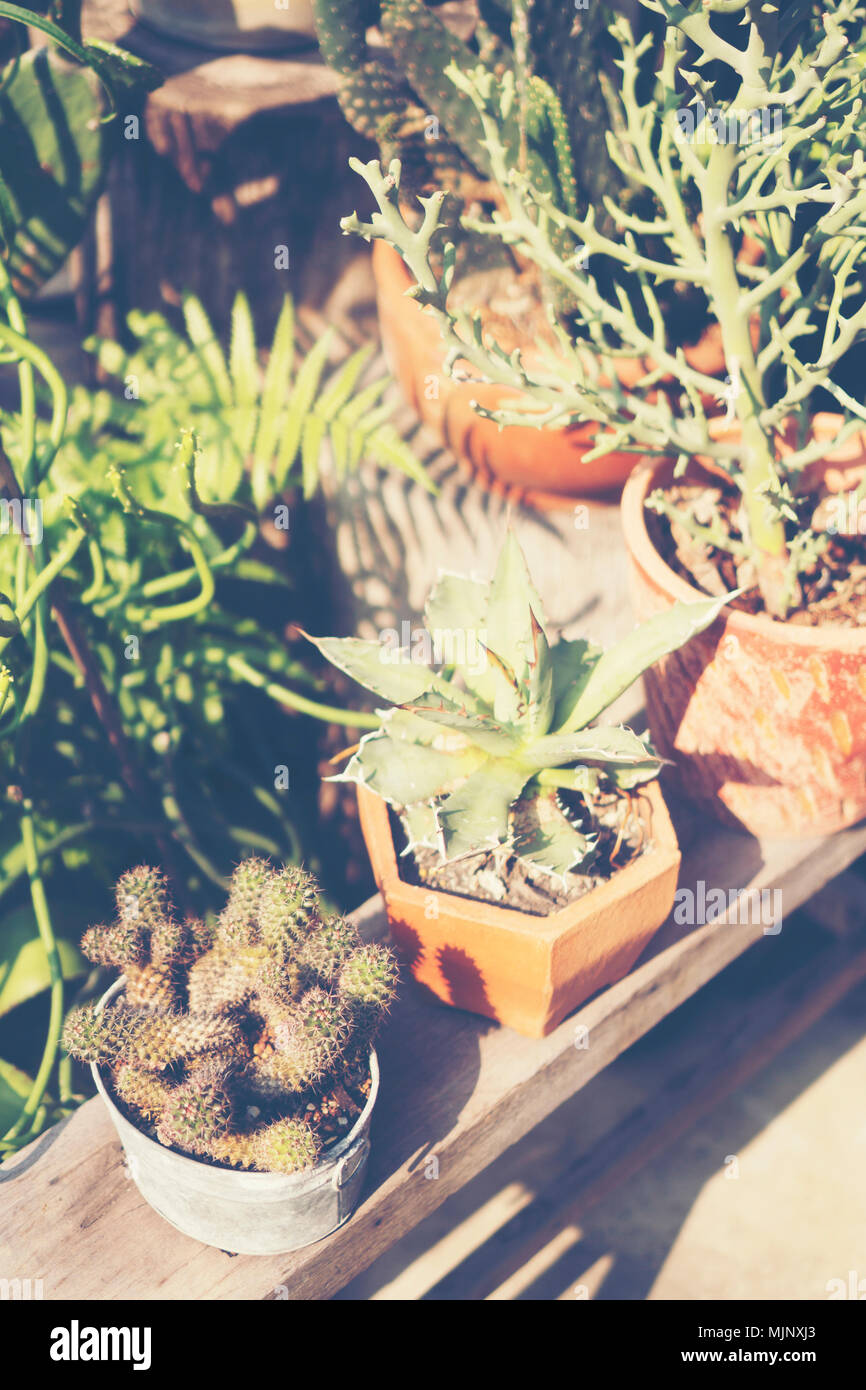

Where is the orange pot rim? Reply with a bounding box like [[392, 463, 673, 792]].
[[357, 780, 680, 944], [621, 450, 866, 651]]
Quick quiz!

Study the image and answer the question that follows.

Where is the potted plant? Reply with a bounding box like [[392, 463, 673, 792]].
[[62, 861, 397, 1254], [130, 0, 318, 52], [315, 0, 747, 504], [306, 532, 730, 1036], [338, 0, 866, 838]]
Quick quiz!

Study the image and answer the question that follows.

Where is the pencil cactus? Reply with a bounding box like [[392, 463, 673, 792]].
[[341, 1, 866, 619], [308, 533, 731, 876], [63, 860, 397, 1174]]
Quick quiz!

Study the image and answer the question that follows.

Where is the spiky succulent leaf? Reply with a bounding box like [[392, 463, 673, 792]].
[[550, 637, 603, 711], [400, 800, 441, 852], [436, 759, 531, 860], [512, 788, 598, 876], [556, 596, 738, 732], [523, 724, 656, 773], [424, 569, 496, 705], [398, 691, 521, 755], [484, 531, 546, 721], [338, 728, 476, 807], [303, 634, 460, 706], [525, 609, 554, 737]]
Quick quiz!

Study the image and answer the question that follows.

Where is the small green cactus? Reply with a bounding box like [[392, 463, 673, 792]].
[[63, 860, 397, 1174], [257, 866, 321, 950], [297, 915, 360, 984], [116, 865, 171, 930]]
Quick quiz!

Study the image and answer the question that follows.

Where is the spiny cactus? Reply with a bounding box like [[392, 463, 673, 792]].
[[313, 0, 615, 253], [309, 532, 732, 876], [63, 861, 398, 1175]]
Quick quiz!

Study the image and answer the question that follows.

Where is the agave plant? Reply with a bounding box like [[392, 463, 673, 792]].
[[307, 534, 731, 875]]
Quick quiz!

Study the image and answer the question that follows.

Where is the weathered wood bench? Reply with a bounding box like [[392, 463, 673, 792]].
[[4, 803, 866, 1300]]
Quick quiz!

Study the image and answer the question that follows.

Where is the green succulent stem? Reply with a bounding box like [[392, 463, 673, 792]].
[[700, 130, 789, 615], [1, 812, 63, 1146], [227, 653, 380, 730]]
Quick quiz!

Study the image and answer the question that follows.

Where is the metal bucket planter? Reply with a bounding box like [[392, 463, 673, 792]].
[[92, 982, 378, 1255], [129, 0, 318, 53]]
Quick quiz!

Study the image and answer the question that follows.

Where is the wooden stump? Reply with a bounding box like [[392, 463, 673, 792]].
[[78, 0, 374, 339]]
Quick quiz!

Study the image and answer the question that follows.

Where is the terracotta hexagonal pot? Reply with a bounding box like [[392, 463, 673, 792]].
[[621, 440, 866, 838], [357, 782, 681, 1038]]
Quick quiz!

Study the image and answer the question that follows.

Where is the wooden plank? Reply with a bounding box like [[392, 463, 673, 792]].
[[422, 921, 866, 1300], [800, 866, 866, 938], [3, 816, 866, 1301]]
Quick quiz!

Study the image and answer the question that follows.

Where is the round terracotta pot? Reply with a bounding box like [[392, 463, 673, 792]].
[[621, 442, 866, 838], [357, 781, 681, 1038], [372, 241, 745, 509]]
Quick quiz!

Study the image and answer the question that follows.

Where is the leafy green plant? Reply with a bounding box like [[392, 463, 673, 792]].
[[85, 291, 435, 507], [0, 2, 161, 295], [0, 262, 430, 1158], [62, 860, 397, 1172], [307, 532, 730, 875], [341, 0, 866, 619]]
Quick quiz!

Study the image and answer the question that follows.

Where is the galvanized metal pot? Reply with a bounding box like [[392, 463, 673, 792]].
[[129, 0, 317, 53], [92, 981, 378, 1255]]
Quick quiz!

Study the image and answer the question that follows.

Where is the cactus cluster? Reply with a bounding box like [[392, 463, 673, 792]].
[[312, 0, 615, 235], [63, 862, 398, 1174]]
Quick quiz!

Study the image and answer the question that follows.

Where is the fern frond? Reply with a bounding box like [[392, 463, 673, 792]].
[[273, 329, 335, 491], [83, 290, 433, 505], [301, 414, 329, 500], [366, 423, 438, 494], [313, 344, 376, 422], [183, 296, 233, 407], [255, 298, 295, 455]]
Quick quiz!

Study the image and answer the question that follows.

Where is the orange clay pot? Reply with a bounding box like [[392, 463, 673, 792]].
[[357, 781, 681, 1038], [372, 240, 752, 510], [621, 426, 866, 838]]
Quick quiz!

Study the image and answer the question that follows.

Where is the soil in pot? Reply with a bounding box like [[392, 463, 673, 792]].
[[648, 477, 866, 628], [397, 789, 650, 916]]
